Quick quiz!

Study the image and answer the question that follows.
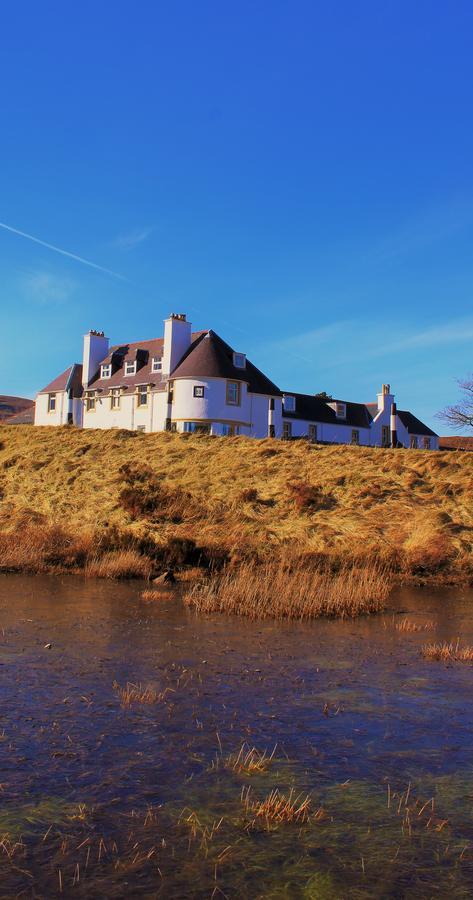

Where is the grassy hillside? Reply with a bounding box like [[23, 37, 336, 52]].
[[0, 425, 472, 582]]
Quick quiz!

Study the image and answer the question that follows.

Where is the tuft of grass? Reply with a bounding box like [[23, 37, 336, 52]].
[[421, 639, 473, 662], [241, 786, 312, 825], [185, 559, 391, 620], [85, 550, 153, 580], [113, 680, 175, 706], [141, 587, 175, 601], [219, 742, 276, 775], [395, 618, 435, 632]]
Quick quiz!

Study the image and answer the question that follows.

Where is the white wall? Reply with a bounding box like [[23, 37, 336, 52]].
[[283, 417, 371, 445], [82, 332, 109, 386]]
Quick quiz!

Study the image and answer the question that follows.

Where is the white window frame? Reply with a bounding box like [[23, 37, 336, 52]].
[[137, 384, 149, 407], [283, 421, 292, 439], [233, 352, 246, 369], [308, 424, 317, 442], [335, 402, 346, 419], [351, 429, 360, 445], [423, 437, 431, 450], [85, 391, 96, 412], [382, 425, 390, 447], [193, 385, 205, 398], [101, 363, 112, 379], [151, 357, 162, 373], [110, 388, 121, 410], [125, 361, 137, 376], [48, 393, 56, 413], [226, 381, 240, 406]]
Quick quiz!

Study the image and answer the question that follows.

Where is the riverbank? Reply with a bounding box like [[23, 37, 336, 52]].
[[0, 426, 472, 593]]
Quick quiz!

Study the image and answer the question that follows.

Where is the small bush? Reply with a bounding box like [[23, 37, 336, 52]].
[[240, 487, 259, 503], [288, 481, 336, 512]]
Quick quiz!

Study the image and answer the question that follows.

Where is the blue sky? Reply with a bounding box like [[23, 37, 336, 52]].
[[1, 1, 472, 432]]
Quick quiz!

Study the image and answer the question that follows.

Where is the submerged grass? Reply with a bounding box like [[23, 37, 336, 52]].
[[185, 559, 391, 620]]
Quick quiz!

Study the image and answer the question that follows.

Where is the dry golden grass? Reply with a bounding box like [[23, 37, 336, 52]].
[[421, 639, 473, 662], [219, 743, 276, 775], [113, 680, 175, 706], [241, 786, 313, 825], [395, 618, 435, 632], [0, 426, 472, 582], [185, 559, 391, 620], [85, 550, 153, 580], [141, 587, 174, 601]]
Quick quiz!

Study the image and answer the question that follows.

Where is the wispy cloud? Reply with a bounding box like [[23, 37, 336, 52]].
[[112, 227, 153, 250], [22, 271, 76, 305], [0, 221, 126, 280]]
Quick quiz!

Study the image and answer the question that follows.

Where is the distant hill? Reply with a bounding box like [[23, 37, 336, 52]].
[[439, 436, 473, 451], [0, 395, 34, 423]]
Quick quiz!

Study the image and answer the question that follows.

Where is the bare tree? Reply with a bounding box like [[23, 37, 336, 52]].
[[437, 376, 473, 431]]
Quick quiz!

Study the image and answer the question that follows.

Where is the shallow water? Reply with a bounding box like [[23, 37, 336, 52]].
[[1, 575, 473, 897]]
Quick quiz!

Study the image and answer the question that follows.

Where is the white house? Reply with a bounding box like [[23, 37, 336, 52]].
[[34, 313, 439, 449]]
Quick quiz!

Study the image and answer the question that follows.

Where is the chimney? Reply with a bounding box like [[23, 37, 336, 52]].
[[377, 382, 394, 412], [162, 313, 192, 377], [390, 401, 398, 448], [82, 330, 110, 387]]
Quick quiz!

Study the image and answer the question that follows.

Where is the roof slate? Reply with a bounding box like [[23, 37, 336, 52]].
[[397, 410, 438, 437], [89, 333, 206, 390], [38, 365, 83, 396], [170, 331, 282, 396], [282, 392, 372, 428]]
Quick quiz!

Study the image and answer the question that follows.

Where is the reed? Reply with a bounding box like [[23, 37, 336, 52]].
[[421, 639, 473, 662], [241, 786, 312, 825], [395, 618, 435, 632], [217, 742, 276, 775], [113, 680, 174, 706], [185, 559, 391, 620], [141, 588, 174, 601], [85, 551, 153, 580]]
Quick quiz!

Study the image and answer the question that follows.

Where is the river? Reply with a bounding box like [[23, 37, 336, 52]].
[[1, 574, 473, 897]]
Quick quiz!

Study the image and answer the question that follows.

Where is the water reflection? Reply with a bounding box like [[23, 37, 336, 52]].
[[1, 575, 473, 897]]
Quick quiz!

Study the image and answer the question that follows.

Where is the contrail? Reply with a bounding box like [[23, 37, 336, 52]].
[[0, 221, 127, 280]]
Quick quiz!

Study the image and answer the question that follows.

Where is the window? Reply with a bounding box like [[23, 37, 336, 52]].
[[170, 422, 177, 432], [136, 425, 146, 433], [183, 422, 210, 434], [137, 384, 149, 407], [226, 381, 240, 405], [151, 357, 162, 373], [335, 402, 346, 418], [410, 436, 418, 449], [111, 388, 121, 409], [381, 425, 390, 447], [308, 424, 317, 442], [86, 392, 95, 412], [423, 437, 431, 450], [283, 421, 292, 439], [233, 352, 246, 369], [283, 395, 296, 412], [48, 393, 56, 413], [101, 364, 111, 378], [193, 385, 205, 398], [351, 429, 360, 445], [222, 424, 239, 436], [125, 361, 136, 376]]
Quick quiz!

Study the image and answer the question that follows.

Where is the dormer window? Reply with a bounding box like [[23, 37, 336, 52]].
[[151, 357, 162, 373], [101, 363, 111, 378], [335, 402, 346, 419], [125, 361, 136, 376], [283, 395, 296, 413], [233, 352, 246, 369]]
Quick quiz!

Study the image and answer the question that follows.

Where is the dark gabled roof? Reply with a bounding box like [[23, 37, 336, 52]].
[[282, 392, 372, 428], [170, 331, 282, 396], [397, 410, 438, 437], [38, 364, 83, 397], [88, 332, 206, 391]]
